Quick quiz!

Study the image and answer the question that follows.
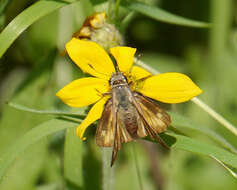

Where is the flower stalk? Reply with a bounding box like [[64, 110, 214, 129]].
[[102, 148, 114, 190], [192, 97, 237, 136], [132, 143, 144, 190]]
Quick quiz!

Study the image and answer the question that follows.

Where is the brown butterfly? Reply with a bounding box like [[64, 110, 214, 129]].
[[94, 62, 171, 166]]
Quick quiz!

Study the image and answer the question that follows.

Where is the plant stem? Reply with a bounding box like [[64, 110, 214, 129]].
[[115, 0, 121, 20], [107, 0, 114, 23], [192, 97, 237, 136], [135, 57, 160, 74], [132, 143, 144, 190], [135, 58, 237, 137], [211, 156, 237, 179], [120, 12, 136, 34], [102, 148, 114, 190]]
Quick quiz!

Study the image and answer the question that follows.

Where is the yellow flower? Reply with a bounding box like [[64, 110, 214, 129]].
[[56, 38, 202, 140]]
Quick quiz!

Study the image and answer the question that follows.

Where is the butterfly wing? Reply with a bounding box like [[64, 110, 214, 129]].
[[96, 99, 115, 147], [133, 92, 171, 145], [95, 98, 133, 166], [96, 91, 171, 166], [95, 98, 120, 166]]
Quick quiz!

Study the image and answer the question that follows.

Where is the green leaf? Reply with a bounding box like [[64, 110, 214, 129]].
[[7, 102, 85, 118], [169, 112, 237, 154], [212, 157, 237, 179], [14, 49, 57, 95], [120, 11, 136, 34], [0, 119, 76, 181], [64, 127, 84, 188], [163, 133, 237, 169], [128, 2, 211, 28], [0, 49, 59, 189], [0, 0, 69, 58]]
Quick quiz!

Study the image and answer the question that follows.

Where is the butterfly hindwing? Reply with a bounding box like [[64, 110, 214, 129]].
[[133, 92, 171, 141]]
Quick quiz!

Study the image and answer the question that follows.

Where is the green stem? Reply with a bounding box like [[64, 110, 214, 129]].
[[107, 0, 114, 23], [102, 148, 114, 190], [132, 143, 144, 190], [135, 57, 160, 74], [212, 156, 237, 179], [7, 102, 85, 117], [115, 0, 121, 20], [120, 12, 136, 34], [191, 98, 237, 136], [135, 58, 237, 137], [209, 0, 232, 58], [59, 116, 82, 123]]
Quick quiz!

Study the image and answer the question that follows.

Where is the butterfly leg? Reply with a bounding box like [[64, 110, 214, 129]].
[[110, 92, 122, 167], [102, 92, 112, 96], [94, 88, 111, 97], [111, 107, 120, 166]]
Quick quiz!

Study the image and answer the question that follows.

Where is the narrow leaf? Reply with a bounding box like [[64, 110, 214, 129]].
[[0, 0, 68, 58], [128, 2, 211, 28], [64, 127, 84, 188], [164, 133, 237, 169], [212, 156, 237, 179], [0, 50, 58, 189], [169, 112, 237, 154], [0, 119, 76, 181]]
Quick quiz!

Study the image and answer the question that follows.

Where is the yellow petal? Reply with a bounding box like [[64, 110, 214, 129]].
[[76, 97, 109, 140], [131, 66, 152, 80], [138, 72, 202, 103], [110, 46, 136, 73], [66, 38, 115, 80], [56, 77, 109, 107]]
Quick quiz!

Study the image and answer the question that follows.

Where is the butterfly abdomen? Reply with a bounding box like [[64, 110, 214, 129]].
[[124, 111, 138, 138]]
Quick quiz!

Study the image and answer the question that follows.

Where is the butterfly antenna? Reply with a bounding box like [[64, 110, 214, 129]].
[[129, 53, 142, 73], [134, 53, 142, 65], [137, 53, 142, 61], [109, 54, 120, 72]]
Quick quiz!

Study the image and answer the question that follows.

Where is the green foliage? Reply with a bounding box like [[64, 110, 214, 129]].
[[127, 2, 211, 28], [0, 0, 237, 190], [64, 127, 84, 188], [166, 133, 237, 169], [0, 119, 76, 181], [0, 0, 68, 58]]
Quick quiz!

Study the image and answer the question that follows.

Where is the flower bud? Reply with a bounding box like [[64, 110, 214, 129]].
[[73, 12, 124, 50]]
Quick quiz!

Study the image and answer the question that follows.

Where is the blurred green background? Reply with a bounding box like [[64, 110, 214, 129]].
[[0, 0, 237, 190]]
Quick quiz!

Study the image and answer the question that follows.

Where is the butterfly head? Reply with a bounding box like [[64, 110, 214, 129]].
[[110, 72, 128, 88]]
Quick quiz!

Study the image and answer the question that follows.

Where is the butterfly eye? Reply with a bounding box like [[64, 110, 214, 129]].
[[112, 80, 122, 85]]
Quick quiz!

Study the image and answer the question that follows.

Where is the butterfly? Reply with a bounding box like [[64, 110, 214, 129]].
[[57, 37, 202, 167], [94, 63, 171, 166]]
